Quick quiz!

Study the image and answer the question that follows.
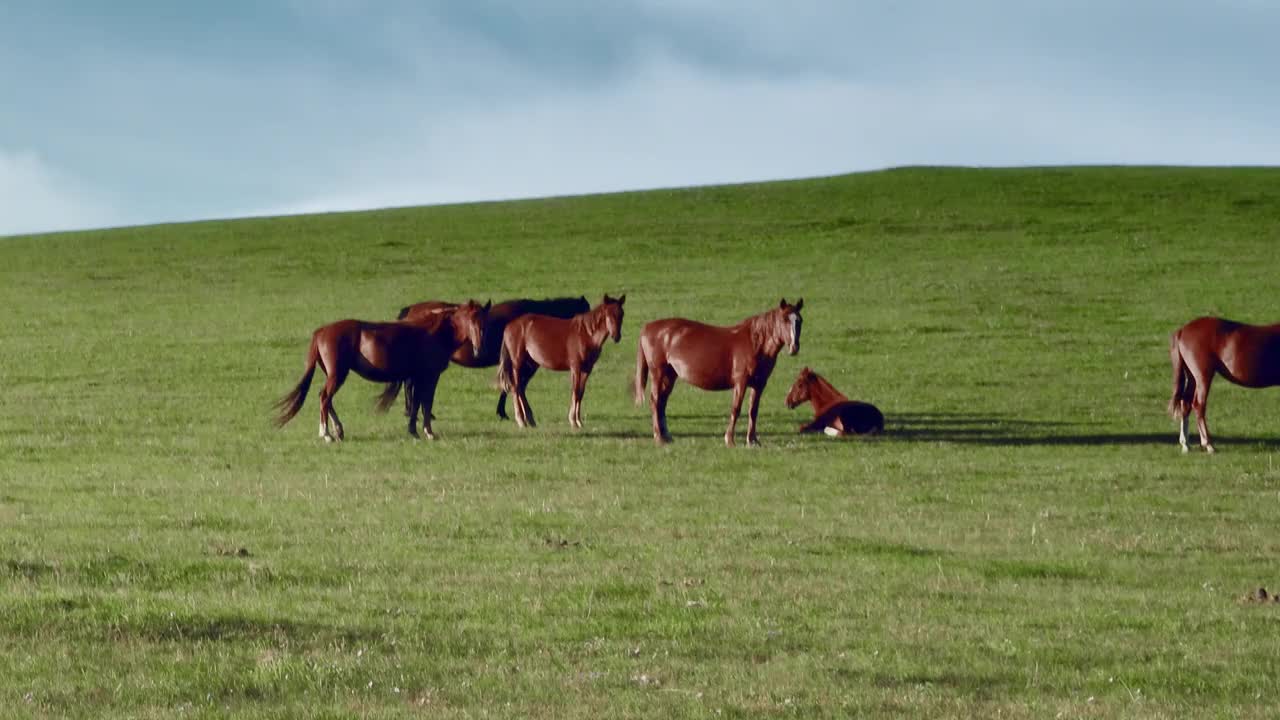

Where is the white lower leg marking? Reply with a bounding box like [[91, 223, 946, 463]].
[[1179, 413, 1189, 451]]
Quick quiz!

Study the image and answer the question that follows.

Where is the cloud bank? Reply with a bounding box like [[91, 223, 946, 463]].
[[2, 2, 1278, 236]]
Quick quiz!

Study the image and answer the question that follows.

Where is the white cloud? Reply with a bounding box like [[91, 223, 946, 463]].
[[0, 149, 121, 237], [253, 51, 1280, 220]]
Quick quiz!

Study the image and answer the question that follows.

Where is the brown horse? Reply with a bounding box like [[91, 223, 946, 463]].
[[634, 298, 803, 447], [497, 294, 626, 428], [274, 300, 490, 441], [1169, 316, 1280, 453], [397, 295, 590, 418], [785, 367, 884, 436]]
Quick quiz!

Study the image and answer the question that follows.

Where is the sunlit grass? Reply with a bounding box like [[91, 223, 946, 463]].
[[3, 167, 1280, 717]]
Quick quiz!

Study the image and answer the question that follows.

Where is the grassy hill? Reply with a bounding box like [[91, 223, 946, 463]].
[[3, 166, 1280, 717]]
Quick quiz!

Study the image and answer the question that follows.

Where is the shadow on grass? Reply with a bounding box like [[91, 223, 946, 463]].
[[885, 412, 1280, 448]]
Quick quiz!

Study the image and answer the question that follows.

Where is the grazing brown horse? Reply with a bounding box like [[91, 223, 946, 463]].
[[1169, 316, 1280, 453], [274, 300, 490, 441], [785, 367, 884, 436], [397, 296, 590, 418], [497, 294, 626, 428], [634, 298, 803, 447]]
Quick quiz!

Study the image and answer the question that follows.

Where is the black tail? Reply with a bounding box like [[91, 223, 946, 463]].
[[1168, 331, 1190, 419], [496, 342, 515, 394], [632, 341, 649, 406], [274, 335, 319, 427], [376, 382, 403, 413]]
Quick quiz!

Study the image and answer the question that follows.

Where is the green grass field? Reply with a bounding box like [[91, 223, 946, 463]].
[[3, 166, 1280, 718]]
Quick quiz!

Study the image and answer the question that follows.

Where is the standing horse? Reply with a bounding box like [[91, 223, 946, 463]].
[[274, 300, 490, 441], [497, 294, 626, 429], [785, 367, 884, 436], [1169, 316, 1280, 453], [634, 298, 803, 447], [397, 296, 590, 418]]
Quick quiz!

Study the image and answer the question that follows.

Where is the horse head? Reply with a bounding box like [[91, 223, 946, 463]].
[[779, 298, 804, 355], [785, 367, 816, 408], [452, 299, 492, 354], [599, 293, 626, 343]]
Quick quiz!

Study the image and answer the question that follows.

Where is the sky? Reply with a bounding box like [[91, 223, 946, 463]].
[[2, 1, 1278, 237]]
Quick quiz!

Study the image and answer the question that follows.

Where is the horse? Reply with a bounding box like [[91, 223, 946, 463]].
[[785, 367, 884, 436], [497, 294, 626, 429], [634, 298, 803, 447], [397, 295, 590, 418], [274, 300, 490, 441], [1169, 316, 1280, 453]]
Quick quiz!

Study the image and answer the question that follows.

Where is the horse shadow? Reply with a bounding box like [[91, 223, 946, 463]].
[[885, 412, 1280, 448]]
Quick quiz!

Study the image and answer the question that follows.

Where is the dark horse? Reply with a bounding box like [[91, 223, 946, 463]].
[[1169, 316, 1280, 453], [275, 300, 490, 441], [398, 296, 590, 418], [785, 367, 884, 436], [497, 294, 625, 429], [634, 298, 803, 447]]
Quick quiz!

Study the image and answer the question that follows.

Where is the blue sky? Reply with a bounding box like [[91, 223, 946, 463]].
[[2, 1, 1278, 236]]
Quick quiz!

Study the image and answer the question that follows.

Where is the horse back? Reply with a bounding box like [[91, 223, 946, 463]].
[[640, 318, 753, 389], [821, 401, 884, 436], [399, 300, 457, 323], [1177, 316, 1280, 388]]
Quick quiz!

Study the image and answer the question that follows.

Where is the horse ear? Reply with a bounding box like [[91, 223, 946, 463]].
[[779, 297, 788, 308], [618, 293, 625, 305], [484, 299, 492, 311], [794, 298, 803, 312]]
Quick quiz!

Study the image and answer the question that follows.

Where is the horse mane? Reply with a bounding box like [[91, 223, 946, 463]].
[[744, 307, 789, 352], [512, 296, 591, 318], [805, 371, 849, 413]]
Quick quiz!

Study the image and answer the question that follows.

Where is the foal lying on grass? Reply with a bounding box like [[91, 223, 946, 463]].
[[785, 367, 884, 436]]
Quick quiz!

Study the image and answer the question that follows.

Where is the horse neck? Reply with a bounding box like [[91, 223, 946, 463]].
[[805, 374, 848, 413], [745, 312, 786, 357], [430, 314, 466, 351], [572, 308, 608, 346]]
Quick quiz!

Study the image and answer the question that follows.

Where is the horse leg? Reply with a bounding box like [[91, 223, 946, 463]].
[[496, 391, 509, 421], [724, 383, 746, 448], [575, 370, 590, 428], [745, 386, 763, 447], [518, 361, 539, 428], [415, 374, 441, 441], [317, 351, 347, 443], [328, 403, 345, 441], [1178, 374, 1196, 453], [1191, 370, 1215, 453], [568, 367, 584, 429], [650, 365, 673, 444]]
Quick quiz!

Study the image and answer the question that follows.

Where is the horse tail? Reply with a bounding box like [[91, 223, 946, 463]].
[[274, 334, 319, 427], [633, 341, 649, 406], [1168, 330, 1191, 419], [375, 382, 402, 413], [496, 341, 515, 394]]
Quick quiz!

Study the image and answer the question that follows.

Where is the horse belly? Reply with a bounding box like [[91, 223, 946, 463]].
[[1221, 332, 1280, 388], [671, 356, 732, 390]]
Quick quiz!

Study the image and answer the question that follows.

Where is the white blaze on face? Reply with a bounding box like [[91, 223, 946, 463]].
[[788, 313, 800, 354]]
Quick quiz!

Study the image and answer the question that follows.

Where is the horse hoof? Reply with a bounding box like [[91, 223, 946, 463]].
[[1205, 445, 1216, 454], [1180, 445, 1189, 454]]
